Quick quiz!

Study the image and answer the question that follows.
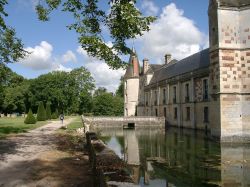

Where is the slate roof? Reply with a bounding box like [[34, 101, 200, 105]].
[[148, 48, 210, 85], [147, 64, 162, 74], [215, 0, 250, 7], [124, 61, 134, 79]]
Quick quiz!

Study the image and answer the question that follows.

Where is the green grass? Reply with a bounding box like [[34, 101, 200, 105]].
[[67, 116, 83, 130], [58, 116, 83, 134], [0, 117, 48, 139]]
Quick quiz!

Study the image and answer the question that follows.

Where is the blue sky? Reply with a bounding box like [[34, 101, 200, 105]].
[[5, 0, 209, 92]]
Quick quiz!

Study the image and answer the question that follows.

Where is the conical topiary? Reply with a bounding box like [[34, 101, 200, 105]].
[[46, 102, 52, 120], [37, 102, 46, 121], [24, 109, 37, 124], [51, 109, 59, 119]]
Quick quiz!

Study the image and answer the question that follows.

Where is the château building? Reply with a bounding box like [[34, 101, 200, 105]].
[[124, 0, 250, 142]]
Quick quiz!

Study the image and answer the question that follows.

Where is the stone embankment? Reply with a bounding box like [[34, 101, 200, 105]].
[[86, 132, 139, 187], [82, 116, 165, 128]]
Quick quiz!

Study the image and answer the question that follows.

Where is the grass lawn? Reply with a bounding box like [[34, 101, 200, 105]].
[[58, 116, 83, 134], [67, 117, 83, 130], [0, 117, 48, 139]]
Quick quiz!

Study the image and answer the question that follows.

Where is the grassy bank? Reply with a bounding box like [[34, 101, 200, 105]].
[[0, 117, 47, 139]]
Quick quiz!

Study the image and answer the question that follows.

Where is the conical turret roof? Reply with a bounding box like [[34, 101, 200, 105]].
[[124, 48, 140, 79]]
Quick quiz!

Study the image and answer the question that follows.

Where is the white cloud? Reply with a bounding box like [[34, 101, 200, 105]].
[[77, 46, 125, 93], [52, 63, 72, 72], [141, 0, 159, 16], [62, 50, 77, 63], [19, 41, 53, 70], [139, 3, 207, 63], [19, 41, 72, 72]]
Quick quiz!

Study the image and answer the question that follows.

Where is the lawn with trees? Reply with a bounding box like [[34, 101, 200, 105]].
[[0, 0, 145, 137], [0, 64, 124, 117]]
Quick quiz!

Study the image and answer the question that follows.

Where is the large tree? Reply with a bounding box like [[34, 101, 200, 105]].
[[92, 87, 123, 116], [28, 67, 95, 114], [36, 0, 155, 69]]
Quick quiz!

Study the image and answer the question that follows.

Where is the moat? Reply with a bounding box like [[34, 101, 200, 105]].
[[95, 126, 250, 187]]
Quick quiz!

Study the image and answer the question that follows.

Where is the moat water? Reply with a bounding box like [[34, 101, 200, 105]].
[[96, 126, 250, 187]]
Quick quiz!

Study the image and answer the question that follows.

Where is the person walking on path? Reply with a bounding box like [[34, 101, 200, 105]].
[[60, 114, 64, 125]]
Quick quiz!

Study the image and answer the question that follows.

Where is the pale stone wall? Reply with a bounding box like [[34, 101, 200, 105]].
[[124, 78, 139, 116], [209, 7, 250, 141]]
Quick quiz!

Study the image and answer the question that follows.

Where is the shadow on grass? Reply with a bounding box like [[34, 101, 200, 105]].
[[0, 126, 28, 135]]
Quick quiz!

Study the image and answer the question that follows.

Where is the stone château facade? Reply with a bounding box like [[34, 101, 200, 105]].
[[124, 0, 250, 142]]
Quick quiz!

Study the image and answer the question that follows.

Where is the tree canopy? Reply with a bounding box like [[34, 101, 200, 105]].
[[36, 0, 155, 69], [0, 0, 27, 64]]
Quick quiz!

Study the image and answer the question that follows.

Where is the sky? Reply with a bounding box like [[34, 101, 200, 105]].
[[5, 0, 210, 92]]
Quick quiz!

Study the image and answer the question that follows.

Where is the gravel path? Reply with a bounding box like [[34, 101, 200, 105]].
[[0, 119, 74, 187]]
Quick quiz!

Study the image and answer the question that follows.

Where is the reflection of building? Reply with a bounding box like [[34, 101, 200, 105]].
[[124, 0, 250, 142], [221, 144, 250, 187], [124, 130, 140, 166], [98, 127, 250, 186]]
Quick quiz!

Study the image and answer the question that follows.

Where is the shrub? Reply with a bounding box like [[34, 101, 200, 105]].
[[51, 109, 59, 119], [46, 102, 52, 120], [37, 102, 46, 121], [51, 112, 57, 119], [24, 109, 37, 124]]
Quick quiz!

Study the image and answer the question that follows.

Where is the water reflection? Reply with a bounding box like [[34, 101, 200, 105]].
[[97, 127, 250, 187]]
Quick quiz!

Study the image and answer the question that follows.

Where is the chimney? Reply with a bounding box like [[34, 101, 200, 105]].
[[165, 54, 172, 64], [143, 58, 149, 74]]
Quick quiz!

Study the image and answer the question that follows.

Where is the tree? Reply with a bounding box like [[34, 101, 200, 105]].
[[0, 0, 27, 64], [37, 102, 46, 121], [46, 102, 52, 120], [24, 109, 37, 124], [36, 0, 155, 69], [28, 67, 95, 114], [0, 64, 28, 114], [93, 92, 115, 116], [92, 87, 124, 116], [116, 77, 124, 98]]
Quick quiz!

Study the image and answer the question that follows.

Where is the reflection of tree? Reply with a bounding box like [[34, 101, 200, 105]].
[[100, 136, 111, 144], [116, 136, 125, 154]]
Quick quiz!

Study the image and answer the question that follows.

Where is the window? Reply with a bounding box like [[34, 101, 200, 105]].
[[186, 107, 190, 121], [203, 79, 209, 101], [173, 86, 177, 103], [155, 109, 158, 116], [174, 107, 178, 119], [185, 84, 190, 102], [145, 93, 148, 106], [154, 90, 157, 105], [163, 89, 166, 104], [164, 107, 167, 117], [204, 107, 209, 123]]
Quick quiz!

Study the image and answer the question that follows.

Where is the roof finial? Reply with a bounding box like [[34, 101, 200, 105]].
[[131, 39, 136, 54]]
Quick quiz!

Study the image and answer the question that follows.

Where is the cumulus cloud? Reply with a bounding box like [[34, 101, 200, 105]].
[[139, 3, 206, 63], [62, 50, 77, 63], [19, 41, 53, 70], [77, 46, 125, 93], [141, 0, 159, 16], [52, 63, 72, 72], [19, 41, 72, 72]]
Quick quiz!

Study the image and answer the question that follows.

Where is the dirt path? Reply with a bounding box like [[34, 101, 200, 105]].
[[0, 119, 93, 187]]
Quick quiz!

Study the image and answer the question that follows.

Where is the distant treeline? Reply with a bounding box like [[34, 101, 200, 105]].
[[0, 64, 124, 116]]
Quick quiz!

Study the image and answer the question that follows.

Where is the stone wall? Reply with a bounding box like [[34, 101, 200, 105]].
[[82, 116, 165, 127]]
